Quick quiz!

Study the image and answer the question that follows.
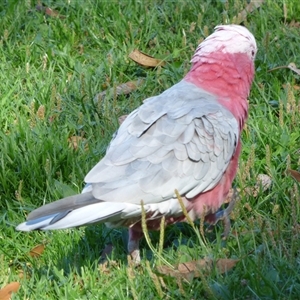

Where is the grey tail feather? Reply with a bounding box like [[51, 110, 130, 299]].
[[27, 192, 102, 221]]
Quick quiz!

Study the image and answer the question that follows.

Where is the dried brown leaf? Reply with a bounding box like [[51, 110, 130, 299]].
[[94, 79, 144, 102], [129, 49, 166, 67], [29, 244, 45, 257], [0, 282, 20, 300], [269, 62, 300, 75], [157, 257, 239, 280], [288, 63, 300, 76], [287, 169, 300, 182], [215, 258, 240, 273], [232, 0, 264, 24], [159, 260, 204, 278], [157, 263, 195, 281], [36, 4, 66, 19]]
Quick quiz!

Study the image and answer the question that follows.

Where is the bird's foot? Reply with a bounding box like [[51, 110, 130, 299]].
[[129, 249, 141, 264], [128, 227, 143, 264], [205, 188, 238, 239]]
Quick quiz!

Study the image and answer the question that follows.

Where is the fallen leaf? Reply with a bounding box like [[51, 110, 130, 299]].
[[287, 169, 300, 182], [157, 257, 239, 281], [129, 49, 166, 67], [157, 260, 207, 281], [268, 62, 300, 75], [94, 79, 144, 103], [232, 0, 264, 24], [0, 282, 20, 300], [215, 258, 240, 273], [29, 244, 45, 258], [36, 4, 66, 19], [288, 63, 300, 76]]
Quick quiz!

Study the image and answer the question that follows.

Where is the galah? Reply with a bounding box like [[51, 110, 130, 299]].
[[17, 25, 257, 262]]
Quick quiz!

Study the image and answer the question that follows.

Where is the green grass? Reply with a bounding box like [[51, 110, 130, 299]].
[[1, 0, 300, 299]]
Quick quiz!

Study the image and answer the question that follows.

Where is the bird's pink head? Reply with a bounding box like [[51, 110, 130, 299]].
[[185, 25, 257, 128], [191, 25, 257, 65]]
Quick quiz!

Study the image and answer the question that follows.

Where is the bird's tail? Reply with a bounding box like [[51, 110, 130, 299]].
[[16, 192, 132, 231]]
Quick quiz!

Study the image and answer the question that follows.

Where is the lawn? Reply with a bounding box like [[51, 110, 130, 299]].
[[1, 0, 300, 299]]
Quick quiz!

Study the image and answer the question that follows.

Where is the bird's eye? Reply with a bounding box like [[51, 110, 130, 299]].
[[251, 50, 255, 57]]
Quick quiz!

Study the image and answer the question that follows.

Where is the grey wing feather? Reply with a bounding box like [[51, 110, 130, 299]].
[[27, 192, 98, 221], [85, 80, 239, 204]]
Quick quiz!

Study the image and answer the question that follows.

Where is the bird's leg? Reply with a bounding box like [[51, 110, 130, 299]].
[[128, 228, 144, 263], [205, 187, 238, 238]]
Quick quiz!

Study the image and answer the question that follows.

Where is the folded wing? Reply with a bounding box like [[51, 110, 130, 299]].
[[17, 80, 239, 231]]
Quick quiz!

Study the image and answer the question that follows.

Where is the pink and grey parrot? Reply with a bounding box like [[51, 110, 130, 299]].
[[17, 25, 257, 261]]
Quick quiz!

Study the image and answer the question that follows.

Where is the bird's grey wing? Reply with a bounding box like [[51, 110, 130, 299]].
[[85, 81, 239, 204], [16, 81, 239, 232]]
